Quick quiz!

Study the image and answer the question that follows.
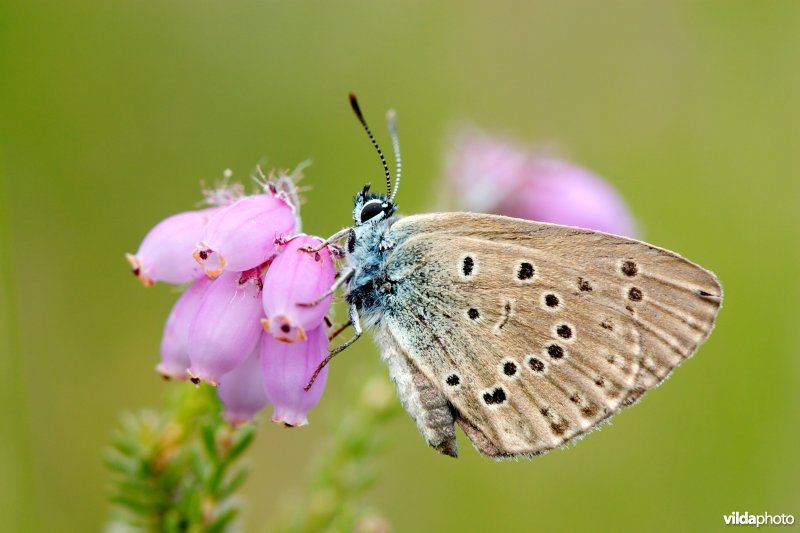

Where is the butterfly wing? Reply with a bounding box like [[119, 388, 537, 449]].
[[377, 212, 722, 458]]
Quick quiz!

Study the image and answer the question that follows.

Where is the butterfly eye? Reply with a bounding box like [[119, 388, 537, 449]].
[[359, 200, 386, 223]]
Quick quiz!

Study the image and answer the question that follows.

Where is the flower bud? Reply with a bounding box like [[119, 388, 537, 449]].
[[260, 324, 328, 427], [157, 276, 212, 379], [217, 342, 270, 425], [126, 208, 218, 286], [187, 269, 264, 385], [194, 194, 296, 278], [261, 235, 335, 342]]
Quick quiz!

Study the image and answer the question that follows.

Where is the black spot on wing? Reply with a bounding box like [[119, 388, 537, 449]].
[[462, 256, 474, 276], [517, 262, 534, 280], [547, 344, 564, 359], [556, 324, 572, 339], [482, 387, 507, 405], [621, 260, 638, 277], [628, 287, 643, 301], [527, 357, 545, 372]]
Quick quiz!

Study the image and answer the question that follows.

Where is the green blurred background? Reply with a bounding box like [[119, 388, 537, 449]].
[[2, 1, 799, 531]]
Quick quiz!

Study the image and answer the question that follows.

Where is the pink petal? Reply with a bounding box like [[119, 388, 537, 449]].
[[446, 129, 638, 238], [157, 276, 213, 379], [261, 235, 335, 342], [496, 158, 639, 237], [194, 194, 296, 278], [217, 342, 271, 425], [261, 324, 328, 427], [445, 130, 528, 213], [127, 208, 218, 286], [187, 269, 264, 385]]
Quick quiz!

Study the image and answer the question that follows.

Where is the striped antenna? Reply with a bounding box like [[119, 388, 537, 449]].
[[387, 109, 402, 201], [349, 93, 392, 198]]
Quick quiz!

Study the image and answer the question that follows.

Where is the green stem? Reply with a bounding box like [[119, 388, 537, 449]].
[[276, 374, 402, 533], [106, 371, 401, 531], [105, 383, 256, 531], [0, 149, 38, 531]]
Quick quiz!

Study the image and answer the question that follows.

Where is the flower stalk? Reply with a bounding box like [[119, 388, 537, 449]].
[[276, 375, 402, 533], [105, 384, 256, 532]]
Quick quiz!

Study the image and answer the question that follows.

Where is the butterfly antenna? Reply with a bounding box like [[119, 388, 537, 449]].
[[387, 109, 402, 201], [349, 93, 392, 198]]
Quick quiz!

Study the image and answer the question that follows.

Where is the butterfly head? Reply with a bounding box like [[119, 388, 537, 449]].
[[348, 94, 402, 227], [353, 184, 396, 226]]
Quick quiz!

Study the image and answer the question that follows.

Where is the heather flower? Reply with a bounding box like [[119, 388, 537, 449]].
[[217, 343, 271, 425], [194, 193, 296, 278], [261, 324, 329, 427], [187, 268, 265, 386], [128, 165, 334, 431], [262, 235, 335, 342], [157, 276, 213, 380], [446, 129, 638, 237], [445, 131, 528, 214], [126, 208, 219, 286]]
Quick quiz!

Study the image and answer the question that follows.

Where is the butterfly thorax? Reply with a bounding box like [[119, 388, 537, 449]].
[[343, 215, 397, 327]]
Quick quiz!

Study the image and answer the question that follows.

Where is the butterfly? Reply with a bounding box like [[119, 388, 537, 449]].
[[304, 94, 723, 459]]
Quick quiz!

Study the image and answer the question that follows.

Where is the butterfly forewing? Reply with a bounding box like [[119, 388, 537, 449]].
[[378, 213, 722, 458]]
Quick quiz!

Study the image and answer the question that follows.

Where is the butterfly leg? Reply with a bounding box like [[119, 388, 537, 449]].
[[304, 303, 363, 391], [327, 319, 353, 341], [302, 227, 354, 253], [332, 303, 363, 354], [297, 268, 355, 308]]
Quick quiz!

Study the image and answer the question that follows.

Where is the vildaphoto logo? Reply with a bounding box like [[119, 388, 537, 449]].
[[723, 512, 795, 527]]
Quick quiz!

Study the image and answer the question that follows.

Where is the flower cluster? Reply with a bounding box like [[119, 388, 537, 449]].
[[127, 167, 335, 427], [444, 128, 638, 237]]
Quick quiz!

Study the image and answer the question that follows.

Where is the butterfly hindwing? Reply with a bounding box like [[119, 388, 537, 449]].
[[376, 325, 459, 457], [376, 212, 722, 458]]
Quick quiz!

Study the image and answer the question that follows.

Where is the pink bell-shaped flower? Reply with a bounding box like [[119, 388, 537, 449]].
[[445, 129, 528, 214], [194, 193, 296, 278], [187, 268, 264, 385], [446, 129, 638, 238], [157, 276, 213, 379], [493, 158, 639, 237], [261, 235, 335, 342], [127, 208, 218, 286], [261, 324, 328, 427], [217, 342, 271, 425]]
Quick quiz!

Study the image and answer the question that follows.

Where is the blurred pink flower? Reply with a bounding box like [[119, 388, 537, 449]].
[[157, 276, 213, 380], [194, 193, 296, 278], [445, 132, 528, 214], [187, 268, 265, 386], [126, 208, 218, 286], [262, 235, 335, 343], [261, 324, 329, 427], [446, 130, 638, 237], [217, 343, 271, 425]]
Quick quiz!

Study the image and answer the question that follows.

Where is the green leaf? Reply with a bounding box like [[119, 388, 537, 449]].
[[207, 507, 238, 533], [201, 424, 217, 457], [103, 450, 139, 476], [218, 466, 250, 500], [207, 462, 225, 495], [226, 425, 256, 463]]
